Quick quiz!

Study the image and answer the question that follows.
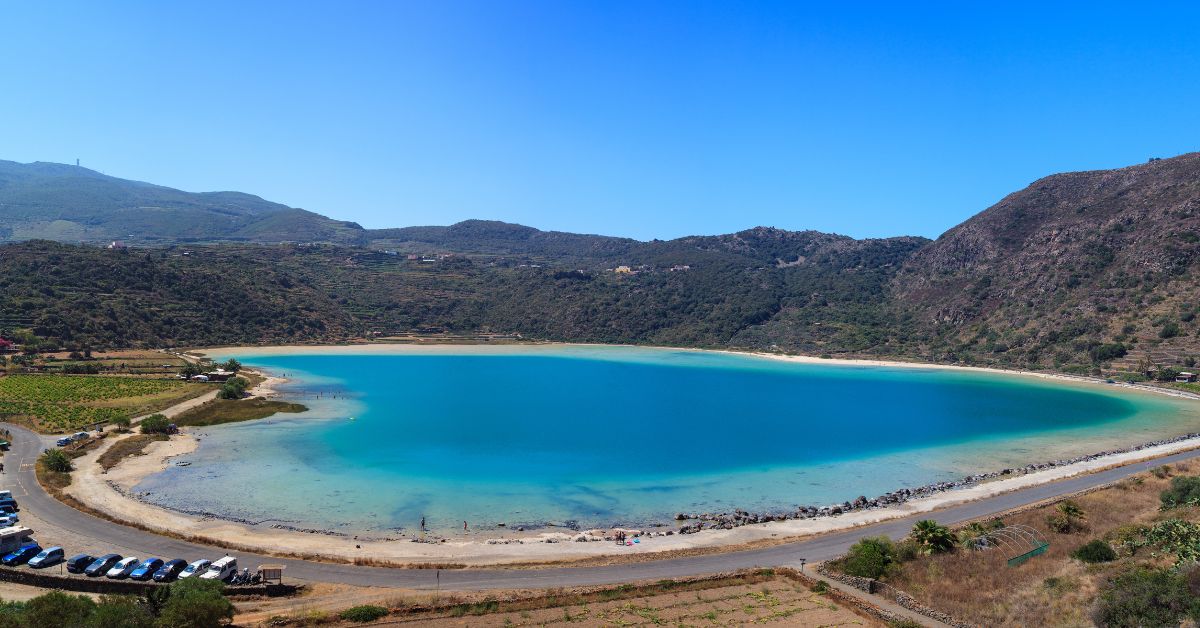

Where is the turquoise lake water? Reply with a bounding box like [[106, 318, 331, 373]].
[[136, 346, 1200, 534]]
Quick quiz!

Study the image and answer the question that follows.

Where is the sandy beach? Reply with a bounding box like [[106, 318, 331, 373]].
[[52, 344, 1200, 565]]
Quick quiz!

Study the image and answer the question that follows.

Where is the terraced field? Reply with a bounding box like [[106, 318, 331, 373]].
[[0, 374, 210, 432]]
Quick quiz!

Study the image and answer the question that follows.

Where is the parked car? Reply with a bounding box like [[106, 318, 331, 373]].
[[0, 515, 18, 528], [106, 557, 139, 579], [199, 556, 238, 581], [152, 558, 188, 582], [0, 505, 18, 516], [72, 432, 89, 441], [66, 553, 96, 574], [178, 559, 211, 579], [1, 543, 41, 566], [55, 437, 73, 447], [129, 558, 164, 581], [27, 546, 64, 569], [84, 554, 122, 577], [0, 500, 18, 512]]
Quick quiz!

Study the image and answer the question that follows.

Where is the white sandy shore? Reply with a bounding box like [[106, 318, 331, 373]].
[[52, 344, 1200, 565]]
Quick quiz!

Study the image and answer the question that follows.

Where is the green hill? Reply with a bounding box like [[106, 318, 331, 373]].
[[4, 153, 1200, 378], [0, 160, 364, 244]]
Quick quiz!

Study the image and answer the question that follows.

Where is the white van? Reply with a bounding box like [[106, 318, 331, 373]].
[[199, 556, 237, 581]]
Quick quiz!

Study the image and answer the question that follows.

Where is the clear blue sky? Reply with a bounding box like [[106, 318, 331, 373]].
[[2, 2, 1198, 241]]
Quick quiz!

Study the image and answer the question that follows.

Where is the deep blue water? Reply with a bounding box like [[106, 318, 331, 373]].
[[135, 346, 1200, 533]]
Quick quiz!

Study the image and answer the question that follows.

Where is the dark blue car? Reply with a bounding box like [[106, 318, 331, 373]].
[[129, 558, 164, 581], [1, 543, 41, 566], [153, 559, 188, 582]]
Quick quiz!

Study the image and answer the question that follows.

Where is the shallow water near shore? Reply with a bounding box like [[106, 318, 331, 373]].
[[135, 346, 1200, 534]]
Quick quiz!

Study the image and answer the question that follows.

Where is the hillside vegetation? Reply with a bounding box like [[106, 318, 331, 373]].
[[3, 153, 1200, 376]]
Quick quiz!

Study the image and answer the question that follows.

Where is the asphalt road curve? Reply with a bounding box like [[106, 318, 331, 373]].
[[4, 423, 1196, 590]]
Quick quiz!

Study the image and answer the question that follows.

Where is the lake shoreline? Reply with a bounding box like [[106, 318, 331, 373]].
[[48, 343, 1200, 564], [197, 341, 1199, 403], [65, 418, 1200, 565]]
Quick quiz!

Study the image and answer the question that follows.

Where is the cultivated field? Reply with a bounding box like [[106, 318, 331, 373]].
[[235, 571, 882, 627], [0, 374, 209, 432]]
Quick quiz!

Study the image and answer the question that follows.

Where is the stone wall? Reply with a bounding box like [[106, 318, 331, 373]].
[[816, 563, 975, 628], [0, 567, 296, 597]]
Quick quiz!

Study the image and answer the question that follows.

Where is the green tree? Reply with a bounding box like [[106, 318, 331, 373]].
[[911, 520, 954, 555], [217, 377, 248, 400], [112, 416, 132, 431], [88, 595, 155, 628], [842, 536, 895, 579], [21, 591, 96, 628], [157, 578, 234, 628], [39, 448, 73, 473], [220, 359, 241, 373], [179, 363, 203, 378], [140, 414, 172, 434]]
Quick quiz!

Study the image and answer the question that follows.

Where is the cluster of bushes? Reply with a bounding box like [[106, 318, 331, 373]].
[[1160, 475, 1200, 508], [140, 414, 173, 435], [216, 378, 248, 401], [39, 448, 73, 473], [0, 578, 232, 627], [841, 519, 955, 579], [1094, 566, 1200, 627]]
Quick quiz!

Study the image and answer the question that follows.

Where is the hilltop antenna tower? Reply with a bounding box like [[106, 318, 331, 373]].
[[76, 158, 80, 167]]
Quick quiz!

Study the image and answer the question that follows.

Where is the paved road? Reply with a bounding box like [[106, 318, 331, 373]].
[[4, 422, 1197, 590]]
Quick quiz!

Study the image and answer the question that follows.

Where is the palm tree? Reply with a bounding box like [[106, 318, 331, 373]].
[[912, 519, 955, 555]]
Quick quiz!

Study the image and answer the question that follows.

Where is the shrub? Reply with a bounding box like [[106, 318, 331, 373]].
[[140, 414, 172, 434], [339, 605, 389, 623], [1093, 567, 1200, 627], [842, 536, 895, 579], [89, 594, 155, 628], [1160, 322, 1181, 338], [810, 580, 829, 594], [1151, 465, 1172, 479], [911, 519, 954, 554], [21, 591, 95, 628], [1046, 513, 1072, 534], [217, 377, 248, 400], [157, 578, 234, 628], [39, 448, 73, 473], [1072, 539, 1117, 563], [1160, 475, 1200, 508]]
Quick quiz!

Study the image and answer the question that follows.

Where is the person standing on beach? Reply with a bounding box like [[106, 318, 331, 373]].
[[464, 520, 468, 532], [421, 516, 426, 531]]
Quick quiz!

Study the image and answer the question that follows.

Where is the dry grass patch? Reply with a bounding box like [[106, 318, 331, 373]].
[[96, 433, 170, 470], [875, 462, 1200, 626], [171, 397, 307, 427]]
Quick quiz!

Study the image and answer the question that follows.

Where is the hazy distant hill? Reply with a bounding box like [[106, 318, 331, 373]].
[[0, 160, 364, 244]]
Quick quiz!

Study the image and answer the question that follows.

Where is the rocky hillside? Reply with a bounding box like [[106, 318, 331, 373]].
[[894, 152, 1200, 372]]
